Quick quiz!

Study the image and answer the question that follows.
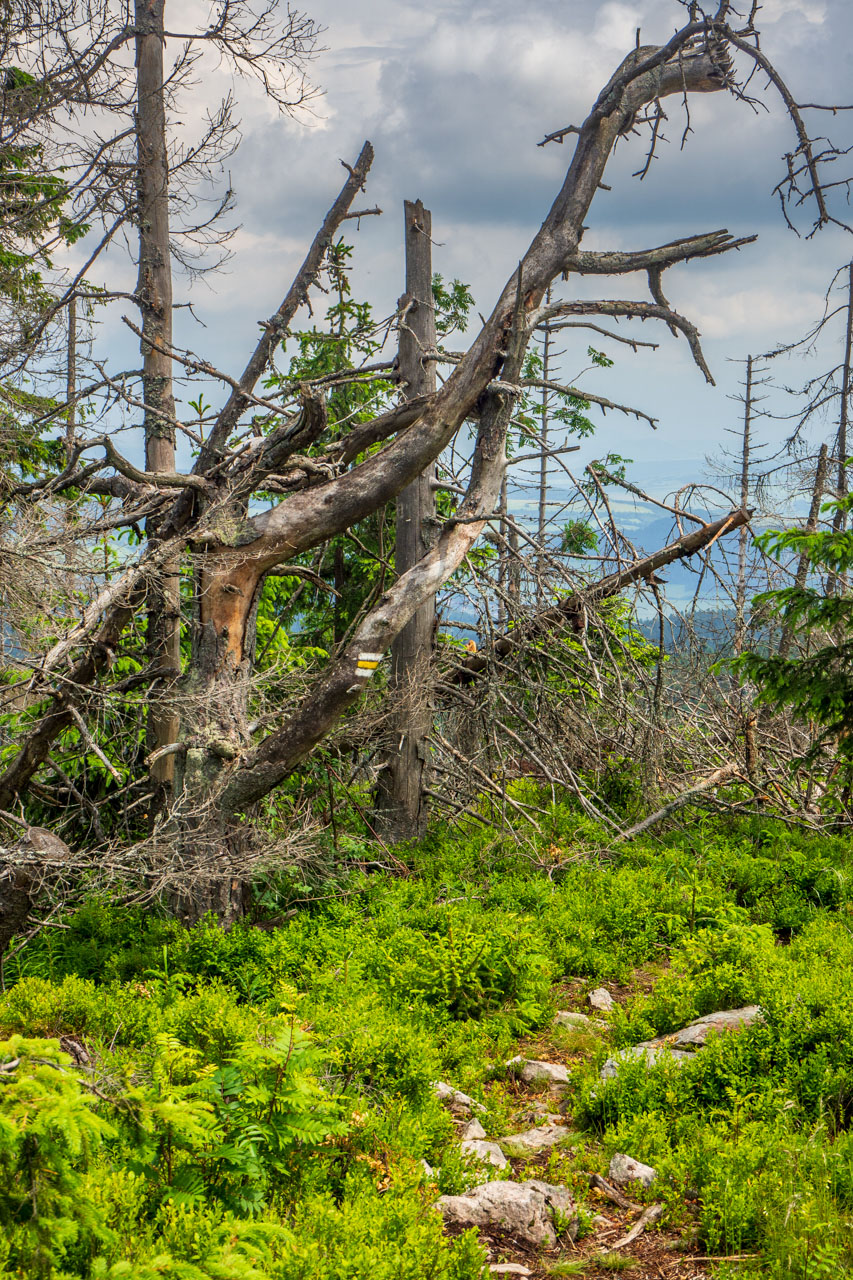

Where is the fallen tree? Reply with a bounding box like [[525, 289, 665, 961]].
[[1, 4, 850, 880], [451, 507, 752, 682]]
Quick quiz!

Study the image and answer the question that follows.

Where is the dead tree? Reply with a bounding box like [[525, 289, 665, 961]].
[[374, 201, 438, 841], [829, 262, 853, 595], [135, 0, 181, 799], [778, 442, 830, 660], [2, 7, 852, 885], [734, 356, 755, 655]]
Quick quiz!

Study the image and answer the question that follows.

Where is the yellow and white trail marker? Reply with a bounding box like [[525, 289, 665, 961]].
[[354, 652, 383, 678]]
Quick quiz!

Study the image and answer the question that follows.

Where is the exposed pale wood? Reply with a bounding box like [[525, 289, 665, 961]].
[[611, 1202, 664, 1249], [589, 1173, 642, 1213], [454, 508, 751, 682], [617, 761, 742, 842]]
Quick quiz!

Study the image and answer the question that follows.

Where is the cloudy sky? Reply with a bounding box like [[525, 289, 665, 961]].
[[111, 1, 853, 497]]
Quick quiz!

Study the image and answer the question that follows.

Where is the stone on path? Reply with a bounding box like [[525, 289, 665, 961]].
[[555, 1010, 607, 1032], [437, 1179, 579, 1248], [461, 1117, 487, 1141], [433, 1081, 486, 1116], [588, 988, 615, 1012], [609, 1152, 657, 1188], [668, 1005, 762, 1049], [599, 1006, 764, 1080], [500, 1122, 573, 1155], [506, 1056, 569, 1093], [489, 1266, 532, 1277], [600, 1041, 692, 1080], [461, 1139, 509, 1170]]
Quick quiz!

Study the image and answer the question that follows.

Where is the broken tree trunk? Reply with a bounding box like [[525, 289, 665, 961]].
[[135, 0, 180, 803], [829, 261, 853, 596], [617, 761, 742, 842], [452, 507, 752, 682], [375, 200, 438, 841], [778, 442, 830, 659]]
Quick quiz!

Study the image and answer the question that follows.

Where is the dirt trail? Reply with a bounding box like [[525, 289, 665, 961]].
[[444, 972, 718, 1280]]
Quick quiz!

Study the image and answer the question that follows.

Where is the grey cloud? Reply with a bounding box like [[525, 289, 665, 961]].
[[175, 0, 853, 471]]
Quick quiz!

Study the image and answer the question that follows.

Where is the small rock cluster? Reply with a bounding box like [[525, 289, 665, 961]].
[[428, 993, 615, 1249], [428, 993, 763, 1263]]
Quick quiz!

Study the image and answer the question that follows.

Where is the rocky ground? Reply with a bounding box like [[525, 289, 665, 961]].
[[431, 981, 762, 1279]]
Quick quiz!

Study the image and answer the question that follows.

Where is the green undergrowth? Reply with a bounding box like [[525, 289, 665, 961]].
[[2, 810, 853, 1277]]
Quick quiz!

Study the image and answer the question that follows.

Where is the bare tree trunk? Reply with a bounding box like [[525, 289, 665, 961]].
[[497, 475, 508, 626], [375, 200, 437, 841], [65, 297, 76, 464], [537, 293, 552, 603], [734, 355, 753, 656], [508, 516, 521, 603], [136, 0, 180, 803], [778, 442, 829, 659], [829, 262, 853, 595]]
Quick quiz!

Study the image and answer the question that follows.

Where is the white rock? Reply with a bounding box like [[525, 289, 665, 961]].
[[437, 1179, 578, 1247], [588, 988, 615, 1012], [609, 1152, 657, 1188], [489, 1266, 532, 1277], [461, 1139, 509, 1169], [669, 1005, 763, 1049], [421, 1159, 435, 1177], [599, 1007, 764, 1080], [461, 1117, 487, 1141], [500, 1123, 573, 1155], [555, 1010, 606, 1031], [599, 1042, 692, 1080], [506, 1056, 570, 1093], [433, 1081, 486, 1116]]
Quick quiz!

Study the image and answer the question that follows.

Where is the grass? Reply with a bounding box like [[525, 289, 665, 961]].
[[3, 807, 853, 1276], [591, 1252, 638, 1272]]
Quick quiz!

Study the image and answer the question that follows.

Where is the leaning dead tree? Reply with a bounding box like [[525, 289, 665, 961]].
[[2, 3, 852, 881]]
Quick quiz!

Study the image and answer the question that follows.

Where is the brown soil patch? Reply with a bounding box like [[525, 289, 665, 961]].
[[448, 1217, 714, 1280]]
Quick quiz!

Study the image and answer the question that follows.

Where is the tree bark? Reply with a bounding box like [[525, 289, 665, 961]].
[[778, 442, 829, 659], [135, 0, 180, 801], [537, 292, 552, 604], [734, 355, 753, 656], [374, 200, 437, 841], [65, 297, 77, 464], [829, 262, 853, 595]]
